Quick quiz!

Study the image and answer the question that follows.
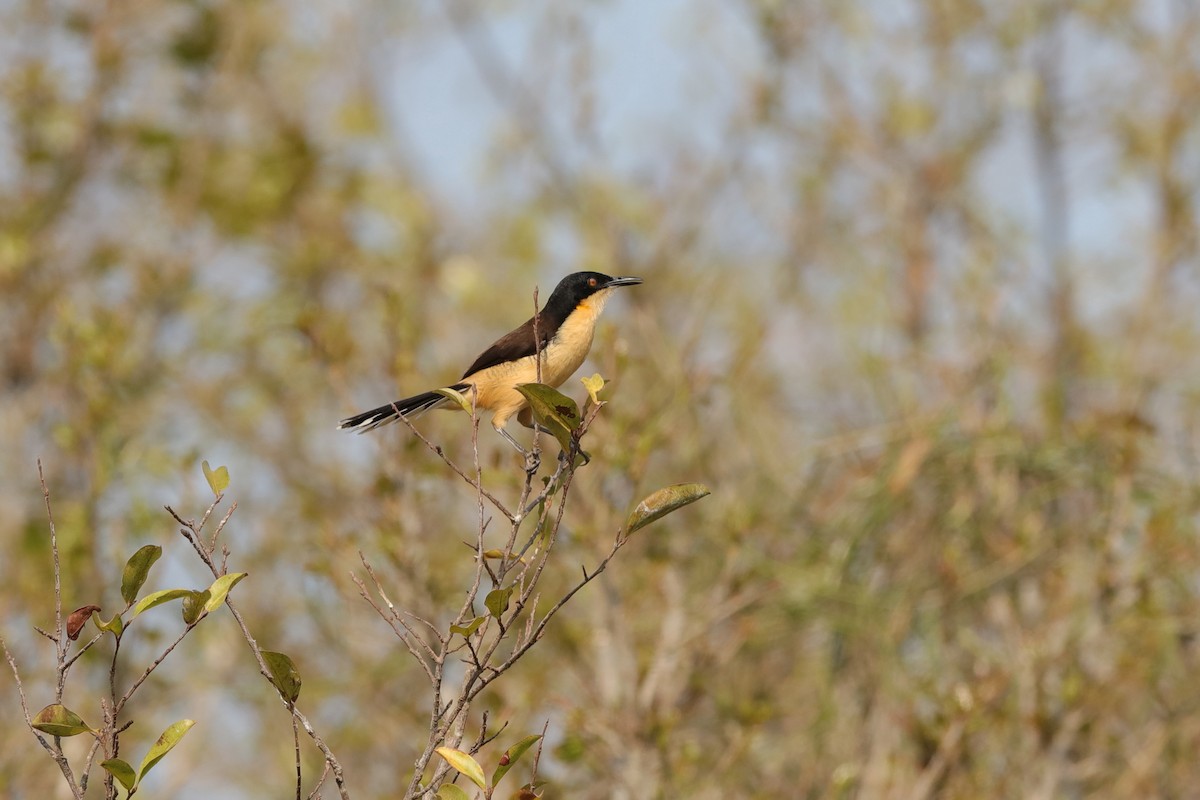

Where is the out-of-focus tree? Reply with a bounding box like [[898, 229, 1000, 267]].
[[3, 0, 1200, 798]]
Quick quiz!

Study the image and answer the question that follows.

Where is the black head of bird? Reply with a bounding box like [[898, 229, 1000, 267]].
[[539, 271, 645, 322]]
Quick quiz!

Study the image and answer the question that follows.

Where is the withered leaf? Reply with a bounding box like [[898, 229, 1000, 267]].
[[67, 605, 101, 641]]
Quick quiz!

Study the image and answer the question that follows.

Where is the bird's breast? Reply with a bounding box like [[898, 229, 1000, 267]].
[[540, 295, 607, 385]]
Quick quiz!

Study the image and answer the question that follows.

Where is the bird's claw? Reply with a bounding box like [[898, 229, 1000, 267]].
[[558, 444, 591, 467]]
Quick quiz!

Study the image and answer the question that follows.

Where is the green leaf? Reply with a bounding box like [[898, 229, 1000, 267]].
[[435, 386, 475, 415], [121, 545, 162, 604], [625, 483, 711, 536], [94, 611, 124, 638], [580, 373, 605, 405], [202, 459, 230, 495], [262, 650, 302, 703], [132, 589, 194, 619], [31, 704, 92, 737], [181, 590, 210, 625], [138, 719, 195, 781], [450, 616, 486, 638], [485, 587, 514, 619], [435, 747, 487, 791], [492, 734, 542, 786], [101, 758, 137, 792], [514, 383, 580, 454], [436, 786, 472, 800], [203, 572, 247, 612]]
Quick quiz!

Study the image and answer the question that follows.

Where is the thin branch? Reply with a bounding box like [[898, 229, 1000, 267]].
[[306, 760, 332, 800], [171, 503, 351, 799], [112, 623, 195, 716], [3, 637, 84, 799], [209, 501, 238, 551], [293, 713, 302, 800], [472, 531, 627, 704], [395, 410, 514, 521], [529, 719, 551, 785], [351, 571, 437, 684], [63, 632, 105, 670], [222, 597, 350, 799], [37, 460, 68, 701]]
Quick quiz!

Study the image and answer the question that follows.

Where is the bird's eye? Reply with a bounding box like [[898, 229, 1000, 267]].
[[587, 277, 598, 287]]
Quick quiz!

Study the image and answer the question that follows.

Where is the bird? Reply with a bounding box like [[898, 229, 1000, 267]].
[[339, 271, 643, 454]]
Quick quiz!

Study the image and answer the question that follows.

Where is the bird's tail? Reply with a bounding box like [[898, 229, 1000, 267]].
[[339, 383, 470, 433]]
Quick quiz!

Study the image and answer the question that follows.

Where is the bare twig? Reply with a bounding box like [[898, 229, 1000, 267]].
[[394, 410, 515, 521], [112, 623, 195, 716], [4, 462, 86, 799], [170, 500, 351, 799], [3, 637, 83, 798], [293, 714, 303, 800], [352, 562, 438, 683], [210, 501, 238, 551], [37, 461, 68, 701], [529, 719, 551, 785], [306, 760, 332, 800]]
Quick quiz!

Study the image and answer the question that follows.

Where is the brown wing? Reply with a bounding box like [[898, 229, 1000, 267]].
[[461, 314, 556, 378]]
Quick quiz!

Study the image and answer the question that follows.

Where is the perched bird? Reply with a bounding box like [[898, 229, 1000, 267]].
[[339, 271, 643, 454]]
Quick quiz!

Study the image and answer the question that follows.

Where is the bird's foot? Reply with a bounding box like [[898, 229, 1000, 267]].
[[558, 444, 591, 467]]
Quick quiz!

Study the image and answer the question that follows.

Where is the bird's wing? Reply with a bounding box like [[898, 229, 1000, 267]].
[[460, 314, 554, 378]]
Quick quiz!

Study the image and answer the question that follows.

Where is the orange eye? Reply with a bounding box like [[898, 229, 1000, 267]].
[[587, 277, 598, 287]]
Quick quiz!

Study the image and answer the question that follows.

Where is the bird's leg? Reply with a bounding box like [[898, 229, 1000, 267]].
[[497, 426, 540, 474]]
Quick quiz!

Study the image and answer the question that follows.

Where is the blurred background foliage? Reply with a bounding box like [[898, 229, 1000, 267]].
[[3, 0, 1200, 797]]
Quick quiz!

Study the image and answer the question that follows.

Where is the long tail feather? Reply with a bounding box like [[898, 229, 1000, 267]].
[[339, 384, 469, 433]]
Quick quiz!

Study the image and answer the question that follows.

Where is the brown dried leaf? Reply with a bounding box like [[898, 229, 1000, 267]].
[[67, 605, 101, 641]]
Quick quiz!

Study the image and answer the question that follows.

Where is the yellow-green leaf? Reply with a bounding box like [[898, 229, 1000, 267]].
[[580, 373, 605, 405], [435, 386, 475, 415], [450, 616, 486, 638], [485, 586, 514, 619], [515, 383, 580, 454], [101, 758, 137, 792], [201, 460, 230, 495], [138, 719, 195, 780], [203, 572, 247, 612], [492, 734, 542, 786], [94, 611, 124, 637], [625, 483, 711, 535], [262, 650, 302, 703], [132, 589, 194, 618], [121, 545, 162, 604], [31, 704, 91, 737], [436, 785, 472, 800], [435, 747, 487, 790], [181, 590, 210, 624]]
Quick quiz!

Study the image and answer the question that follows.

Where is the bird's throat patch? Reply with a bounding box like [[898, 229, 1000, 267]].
[[576, 287, 615, 317]]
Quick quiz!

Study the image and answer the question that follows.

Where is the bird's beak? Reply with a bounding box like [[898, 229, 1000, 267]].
[[603, 276, 644, 288]]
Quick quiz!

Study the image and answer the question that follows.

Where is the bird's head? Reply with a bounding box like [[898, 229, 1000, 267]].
[[544, 272, 643, 318]]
